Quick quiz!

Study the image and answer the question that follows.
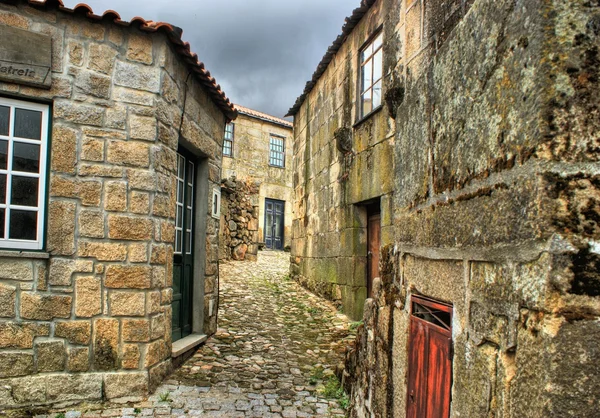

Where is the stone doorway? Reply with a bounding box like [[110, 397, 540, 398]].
[[171, 144, 211, 354]]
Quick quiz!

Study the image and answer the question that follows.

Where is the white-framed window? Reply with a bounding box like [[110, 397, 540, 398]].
[[269, 135, 285, 168], [223, 122, 234, 157], [359, 31, 383, 119], [0, 97, 49, 250]]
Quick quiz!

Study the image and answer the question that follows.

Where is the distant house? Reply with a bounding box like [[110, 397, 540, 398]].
[[219, 105, 293, 260], [288, 0, 600, 417], [0, 0, 235, 409]]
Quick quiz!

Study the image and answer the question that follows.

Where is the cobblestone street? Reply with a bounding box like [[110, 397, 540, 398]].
[[36, 251, 355, 418]]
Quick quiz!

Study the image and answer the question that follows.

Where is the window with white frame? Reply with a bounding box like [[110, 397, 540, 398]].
[[223, 122, 234, 157], [0, 97, 49, 250], [269, 135, 285, 168], [359, 32, 383, 119]]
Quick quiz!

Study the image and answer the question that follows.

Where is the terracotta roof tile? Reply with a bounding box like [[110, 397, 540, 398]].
[[286, 0, 376, 117], [234, 104, 293, 129], [4, 0, 237, 120]]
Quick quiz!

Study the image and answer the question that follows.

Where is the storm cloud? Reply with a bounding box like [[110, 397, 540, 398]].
[[63, 0, 356, 118]]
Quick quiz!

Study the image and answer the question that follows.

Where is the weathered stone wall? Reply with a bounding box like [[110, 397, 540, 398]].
[[222, 112, 293, 249], [290, 1, 394, 320], [0, 1, 225, 409], [219, 177, 260, 261], [292, 0, 600, 416]]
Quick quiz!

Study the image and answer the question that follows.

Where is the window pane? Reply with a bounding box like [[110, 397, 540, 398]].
[[0, 174, 6, 204], [176, 205, 183, 228], [14, 109, 42, 140], [266, 213, 273, 237], [0, 140, 7, 170], [13, 142, 40, 173], [0, 208, 5, 238], [223, 139, 232, 156], [362, 42, 373, 61], [177, 154, 184, 178], [362, 59, 373, 93], [363, 88, 373, 116], [0, 106, 9, 136], [186, 184, 193, 207], [11, 176, 39, 207], [373, 50, 383, 81], [373, 80, 382, 109], [177, 180, 184, 204], [9, 210, 37, 240], [175, 230, 182, 253], [373, 33, 383, 51]]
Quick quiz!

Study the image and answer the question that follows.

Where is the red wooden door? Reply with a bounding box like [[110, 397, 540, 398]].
[[406, 296, 453, 418], [367, 213, 381, 298]]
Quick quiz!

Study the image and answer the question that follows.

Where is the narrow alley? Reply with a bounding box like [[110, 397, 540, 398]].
[[36, 252, 356, 418]]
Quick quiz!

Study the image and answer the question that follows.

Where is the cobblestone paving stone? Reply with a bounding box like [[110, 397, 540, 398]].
[[37, 251, 356, 418]]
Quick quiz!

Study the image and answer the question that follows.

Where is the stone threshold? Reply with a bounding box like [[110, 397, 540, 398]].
[[171, 333, 207, 358]]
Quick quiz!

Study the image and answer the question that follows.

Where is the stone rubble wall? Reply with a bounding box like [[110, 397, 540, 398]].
[[219, 177, 260, 261], [292, 0, 600, 417], [0, 1, 224, 410]]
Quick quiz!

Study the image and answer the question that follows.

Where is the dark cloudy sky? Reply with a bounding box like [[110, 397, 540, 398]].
[[63, 0, 357, 118]]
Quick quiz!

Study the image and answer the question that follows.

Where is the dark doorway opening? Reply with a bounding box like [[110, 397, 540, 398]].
[[264, 198, 284, 250]]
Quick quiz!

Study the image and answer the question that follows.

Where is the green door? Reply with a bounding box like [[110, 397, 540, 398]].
[[172, 151, 195, 342]]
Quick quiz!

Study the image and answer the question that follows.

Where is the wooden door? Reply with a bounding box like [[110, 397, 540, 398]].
[[265, 198, 284, 250], [172, 152, 196, 342], [407, 296, 453, 418], [367, 212, 381, 298]]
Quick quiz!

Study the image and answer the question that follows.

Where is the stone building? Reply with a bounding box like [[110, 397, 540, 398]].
[[0, 0, 236, 410], [221, 105, 293, 257], [288, 0, 600, 417]]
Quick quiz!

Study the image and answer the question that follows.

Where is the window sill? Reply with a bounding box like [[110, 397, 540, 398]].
[[268, 164, 285, 169], [172, 333, 208, 358], [0, 250, 50, 259], [353, 105, 384, 129]]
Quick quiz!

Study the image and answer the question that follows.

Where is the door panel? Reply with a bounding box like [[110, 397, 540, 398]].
[[265, 199, 284, 250], [407, 319, 427, 418], [426, 328, 452, 418], [367, 213, 381, 298], [406, 296, 453, 418], [172, 152, 196, 342]]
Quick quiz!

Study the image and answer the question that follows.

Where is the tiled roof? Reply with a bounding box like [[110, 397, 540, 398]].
[[286, 0, 376, 117], [234, 104, 293, 129], [4, 0, 237, 120]]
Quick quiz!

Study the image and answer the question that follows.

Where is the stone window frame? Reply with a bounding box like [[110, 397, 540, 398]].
[[223, 122, 234, 157], [358, 29, 384, 120], [268, 134, 285, 168], [0, 96, 49, 251]]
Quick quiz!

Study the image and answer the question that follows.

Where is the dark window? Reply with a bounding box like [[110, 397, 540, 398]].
[[269, 135, 285, 168], [360, 32, 383, 118], [223, 122, 234, 157]]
